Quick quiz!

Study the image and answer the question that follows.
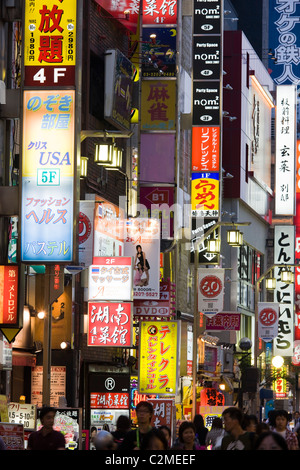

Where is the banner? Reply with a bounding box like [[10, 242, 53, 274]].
[[139, 321, 179, 395], [258, 302, 279, 342], [198, 268, 224, 317], [124, 218, 160, 299], [191, 172, 220, 218]]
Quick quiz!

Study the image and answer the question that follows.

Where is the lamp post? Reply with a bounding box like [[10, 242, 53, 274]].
[[191, 220, 251, 419]]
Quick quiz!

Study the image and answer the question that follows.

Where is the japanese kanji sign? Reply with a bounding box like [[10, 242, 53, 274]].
[[21, 89, 75, 263], [275, 85, 296, 216], [139, 321, 179, 395], [90, 392, 129, 410], [258, 302, 279, 342], [0, 266, 18, 326], [191, 172, 220, 218], [205, 312, 240, 331], [88, 302, 132, 347], [142, 0, 177, 25], [88, 257, 133, 301], [148, 398, 175, 430], [141, 80, 176, 131], [24, 0, 77, 86], [192, 127, 220, 172], [274, 225, 295, 356], [198, 268, 224, 317], [269, 0, 300, 85], [141, 27, 177, 78]]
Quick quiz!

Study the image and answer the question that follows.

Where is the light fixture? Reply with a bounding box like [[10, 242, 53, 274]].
[[94, 142, 113, 165], [265, 276, 276, 290], [280, 267, 294, 284], [250, 74, 275, 108], [80, 156, 88, 178], [227, 228, 243, 246], [60, 341, 70, 350], [37, 310, 45, 320], [207, 236, 221, 254], [219, 382, 226, 391], [272, 355, 284, 369]]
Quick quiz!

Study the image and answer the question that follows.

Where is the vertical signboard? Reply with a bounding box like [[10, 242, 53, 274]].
[[0, 266, 18, 325], [24, 0, 77, 87], [198, 268, 224, 317], [275, 85, 296, 216], [269, 1, 300, 85], [258, 302, 279, 343], [88, 302, 132, 347], [191, 0, 222, 260], [21, 89, 75, 263], [274, 225, 295, 357], [139, 321, 179, 395]]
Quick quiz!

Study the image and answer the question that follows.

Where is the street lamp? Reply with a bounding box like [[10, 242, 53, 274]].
[[192, 220, 251, 418]]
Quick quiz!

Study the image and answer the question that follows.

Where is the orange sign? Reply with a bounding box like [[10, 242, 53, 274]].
[[192, 127, 220, 172]]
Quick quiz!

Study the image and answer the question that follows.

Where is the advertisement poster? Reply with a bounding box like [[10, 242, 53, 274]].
[[88, 302, 132, 347], [21, 89, 75, 263], [0, 423, 24, 450], [37, 407, 81, 450], [139, 321, 179, 395], [125, 218, 160, 299], [31, 366, 66, 407], [198, 268, 224, 317], [88, 257, 133, 302]]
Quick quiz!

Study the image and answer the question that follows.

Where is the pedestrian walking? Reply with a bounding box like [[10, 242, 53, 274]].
[[254, 431, 288, 450], [193, 414, 208, 448], [94, 430, 116, 450], [118, 401, 154, 450], [172, 421, 204, 450], [111, 415, 131, 448], [221, 407, 256, 450], [205, 417, 226, 450], [273, 409, 299, 450], [27, 406, 66, 450], [140, 428, 168, 450]]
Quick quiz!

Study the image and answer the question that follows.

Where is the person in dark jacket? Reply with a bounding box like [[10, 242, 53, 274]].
[[193, 414, 208, 447]]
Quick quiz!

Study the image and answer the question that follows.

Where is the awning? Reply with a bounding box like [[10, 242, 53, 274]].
[[12, 351, 36, 367]]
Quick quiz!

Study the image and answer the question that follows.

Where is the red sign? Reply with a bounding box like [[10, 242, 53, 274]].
[[200, 388, 224, 407], [0, 266, 18, 325], [88, 302, 132, 347], [192, 127, 220, 172], [142, 0, 177, 25], [199, 275, 222, 298], [259, 308, 277, 326], [94, 0, 139, 32], [147, 398, 174, 428], [206, 312, 240, 331], [90, 392, 129, 409]]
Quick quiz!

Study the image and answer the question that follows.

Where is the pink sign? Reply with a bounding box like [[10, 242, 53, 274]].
[[142, 0, 177, 25], [90, 392, 129, 409], [133, 280, 176, 318], [206, 312, 240, 331], [88, 302, 132, 347]]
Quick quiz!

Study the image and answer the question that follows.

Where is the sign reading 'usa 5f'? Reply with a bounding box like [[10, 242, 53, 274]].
[[21, 89, 75, 263]]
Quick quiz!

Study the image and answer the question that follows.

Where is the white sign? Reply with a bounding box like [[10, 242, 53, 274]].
[[124, 218, 160, 300], [198, 268, 224, 316], [88, 257, 133, 301], [274, 225, 295, 356], [275, 85, 296, 215], [258, 302, 279, 342], [31, 366, 66, 407], [8, 403, 36, 431]]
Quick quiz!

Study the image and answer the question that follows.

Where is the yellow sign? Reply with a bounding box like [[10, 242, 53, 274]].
[[24, 0, 76, 67], [191, 172, 220, 218], [141, 80, 176, 131], [139, 321, 178, 395], [0, 328, 22, 343]]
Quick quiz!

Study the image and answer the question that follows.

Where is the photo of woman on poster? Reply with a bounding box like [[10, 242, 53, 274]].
[[134, 245, 150, 285]]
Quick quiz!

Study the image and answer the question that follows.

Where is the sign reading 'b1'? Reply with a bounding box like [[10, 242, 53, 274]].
[[198, 268, 224, 317]]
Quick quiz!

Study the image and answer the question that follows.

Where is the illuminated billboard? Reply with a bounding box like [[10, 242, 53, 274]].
[[21, 89, 75, 263]]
